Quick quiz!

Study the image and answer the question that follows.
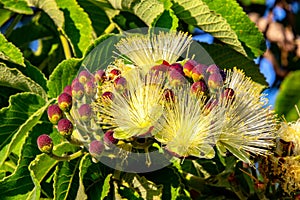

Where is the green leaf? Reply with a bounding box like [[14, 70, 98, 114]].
[[0, 9, 13, 26], [53, 158, 81, 200], [202, 0, 266, 58], [56, 0, 94, 58], [77, 154, 113, 199], [28, 142, 79, 199], [0, 63, 47, 98], [0, 33, 25, 66], [275, 70, 300, 122], [108, 0, 166, 26], [172, 0, 247, 57], [0, 0, 33, 14], [0, 121, 53, 199], [47, 58, 82, 98], [77, 0, 111, 36], [121, 173, 163, 199], [152, 9, 179, 30], [0, 92, 49, 167], [199, 43, 267, 85], [27, 0, 64, 28], [82, 34, 121, 73]]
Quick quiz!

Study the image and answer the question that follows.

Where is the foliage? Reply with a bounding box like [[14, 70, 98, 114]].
[[1, 0, 299, 199]]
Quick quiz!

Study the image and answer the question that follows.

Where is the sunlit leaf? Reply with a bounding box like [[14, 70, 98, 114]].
[[202, 0, 266, 58], [0, 0, 33, 14], [0, 63, 47, 98], [0, 33, 25, 66], [56, 0, 94, 57], [47, 58, 81, 98], [172, 0, 247, 56], [0, 8, 13, 26]]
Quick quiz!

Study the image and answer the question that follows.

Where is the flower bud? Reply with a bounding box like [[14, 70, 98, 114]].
[[114, 76, 127, 92], [47, 104, 63, 124], [170, 63, 184, 75], [221, 88, 235, 102], [58, 93, 72, 112], [169, 69, 186, 87], [37, 134, 53, 154], [151, 64, 170, 73], [63, 85, 72, 96], [104, 130, 118, 145], [191, 64, 208, 82], [78, 70, 91, 84], [84, 81, 97, 97], [162, 89, 175, 103], [183, 60, 198, 78], [78, 104, 92, 121], [102, 91, 114, 105], [108, 69, 121, 80], [206, 64, 220, 74], [57, 118, 73, 137], [71, 78, 79, 87], [207, 72, 224, 91], [72, 82, 85, 100], [203, 99, 218, 115], [220, 69, 226, 81], [94, 70, 106, 84], [89, 140, 104, 157], [191, 80, 208, 96]]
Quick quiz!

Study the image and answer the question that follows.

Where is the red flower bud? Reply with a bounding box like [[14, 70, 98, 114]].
[[78, 104, 92, 121], [63, 85, 72, 96], [104, 130, 118, 145], [57, 118, 73, 137], [191, 80, 208, 96], [37, 134, 53, 154], [58, 93, 72, 112], [72, 82, 85, 100], [169, 69, 186, 87], [89, 140, 104, 157], [183, 60, 198, 78], [191, 64, 208, 82], [102, 91, 114, 105], [47, 104, 63, 124], [84, 81, 97, 97], [108, 69, 121, 80], [114, 76, 127, 92], [162, 89, 175, 103], [170, 63, 184, 75], [78, 70, 92, 84], [94, 70, 106, 84], [207, 72, 224, 91], [206, 64, 220, 74], [221, 88, 235, 103]]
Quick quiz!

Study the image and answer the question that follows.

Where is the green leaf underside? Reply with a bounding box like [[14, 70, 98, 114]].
[[0, 63, 47, 98], [0, 122, 52, 199], [77, 0, 111, 36], [0, 9, 13, 26], [56, 0, 94, 58], [202, 0, 266, 58], [108, 0, 166, 26], [0, 93, 49, 167], [54, 158, 81, 200], [27, 0, 64, 28], [0, 0, 33, 14], [172, 0, 247, 57], [47, 58, 81, 98], [78, 154, 113, 199], [29, 142, 79, 199], [0, 33, 25, 66], [275, 70, 300, 121], [152, 9, 179, 30], [200, 43, 267, 85]]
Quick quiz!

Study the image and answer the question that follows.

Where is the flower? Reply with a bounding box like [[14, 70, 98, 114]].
[[155, 86, 217, 159], [115, 31, 192, 71], [214, 68, 277, 164], [93, 70, 167, 139]]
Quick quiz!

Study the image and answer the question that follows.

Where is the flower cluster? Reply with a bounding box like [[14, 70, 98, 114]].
[[38, 31, 278, 168]]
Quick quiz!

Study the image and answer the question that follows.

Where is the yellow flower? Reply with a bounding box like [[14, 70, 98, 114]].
[[215, 68, 277, 164], [94, 70, 167, 140], [279, 118, 300, 156], [115, 31, 192, 72], [155, 86, 217, 159]]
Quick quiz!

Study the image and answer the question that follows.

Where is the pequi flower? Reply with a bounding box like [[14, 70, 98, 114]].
[[155, 86, 218, 159], [214, 68, 277, 164], [93, 70, 167, 140], [115, 31, 193, 72]]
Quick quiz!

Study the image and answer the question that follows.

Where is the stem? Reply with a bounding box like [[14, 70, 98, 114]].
[[104, 23, 115, 34], [59, 30, 72, 59], [5, 14, 22, 37], [67, 135, 85, 146], [48, 149, 85, 161]]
